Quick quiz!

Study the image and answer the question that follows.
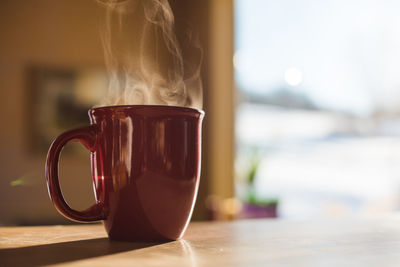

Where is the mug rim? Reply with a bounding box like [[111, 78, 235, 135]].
[[90, 105, 205, 116]]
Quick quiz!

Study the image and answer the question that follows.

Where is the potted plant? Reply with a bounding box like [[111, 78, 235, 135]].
[[240, 148, 279, 219]]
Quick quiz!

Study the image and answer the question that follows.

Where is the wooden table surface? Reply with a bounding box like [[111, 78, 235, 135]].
[[1, 216, 400, 266]]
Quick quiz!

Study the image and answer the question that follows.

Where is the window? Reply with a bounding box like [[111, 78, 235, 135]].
[[235, 0, 400, 218]]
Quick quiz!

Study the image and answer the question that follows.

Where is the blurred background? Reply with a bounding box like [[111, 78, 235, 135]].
[[1, 0, 400, 225]]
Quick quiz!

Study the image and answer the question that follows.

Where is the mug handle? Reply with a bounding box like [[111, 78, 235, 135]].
[[45, 125, 106, 222]]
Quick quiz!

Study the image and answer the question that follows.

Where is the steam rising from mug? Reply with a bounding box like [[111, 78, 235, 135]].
[[96, 0, 202, 109]]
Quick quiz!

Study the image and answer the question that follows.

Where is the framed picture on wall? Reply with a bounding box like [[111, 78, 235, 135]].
[[27, 66, 108, 153]]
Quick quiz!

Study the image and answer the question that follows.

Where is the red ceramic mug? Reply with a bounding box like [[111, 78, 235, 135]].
[[45, 105, 204, 241]]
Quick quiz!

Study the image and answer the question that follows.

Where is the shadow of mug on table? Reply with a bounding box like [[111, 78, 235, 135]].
[[45, 105, 204, 241], [0, 238, 197, 266], [0, 238, 160, 266]]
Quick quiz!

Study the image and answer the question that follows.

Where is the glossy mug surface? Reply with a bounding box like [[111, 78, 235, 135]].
[[46, 105, 204, 241]]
